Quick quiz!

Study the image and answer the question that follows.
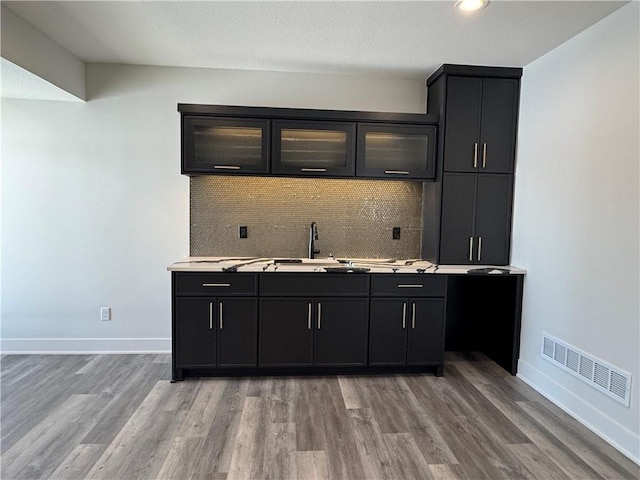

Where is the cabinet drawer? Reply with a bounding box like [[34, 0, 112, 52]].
[[371, 275, 445, 297], [174, 273, 258, 296], [260, 274, 369, 296]]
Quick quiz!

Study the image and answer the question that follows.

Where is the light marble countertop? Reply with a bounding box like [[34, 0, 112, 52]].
[[167, 257, 527, 275]]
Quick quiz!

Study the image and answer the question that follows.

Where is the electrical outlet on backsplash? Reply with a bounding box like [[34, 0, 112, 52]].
[[190, 176, 424, 258]]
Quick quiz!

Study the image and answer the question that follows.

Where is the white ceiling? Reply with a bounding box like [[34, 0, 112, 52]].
[[2, 1, 628, 80]]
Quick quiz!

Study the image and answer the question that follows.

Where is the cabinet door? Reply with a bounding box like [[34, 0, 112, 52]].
[[272, 121, 355, 177], [443, 76, 482, 173], [175, 298, 216, 367], [369, 299, 408, 365], [314, 298, 369, 366], [440, 173, 477, 265], [182, 116, 269, 174], [479, 78, 519, 174], [475, 174, 513, 265], [259, 298, 314, 366], [217, 298, 258, 367], [356, 124, 437, 179], [406, 299, 445, 365]]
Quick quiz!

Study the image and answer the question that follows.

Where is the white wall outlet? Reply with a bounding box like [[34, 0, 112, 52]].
[[100, 307, 111, 321]]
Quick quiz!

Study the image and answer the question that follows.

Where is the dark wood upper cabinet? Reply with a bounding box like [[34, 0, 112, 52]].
[[474, 174, 514, 265], [178, 104, 438, 179], [443, 76, 519, 174], [272, 121, 356, 177], [424, 64, 522, 266], [182, 116, 269, 175], [440, 173, 477, 265], [356, 124, 437, 180], [440, 172, 513, 265], [442, 77, 483, 173]]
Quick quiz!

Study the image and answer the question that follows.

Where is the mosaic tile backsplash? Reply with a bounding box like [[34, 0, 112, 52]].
[[191, 176, 423, 259]]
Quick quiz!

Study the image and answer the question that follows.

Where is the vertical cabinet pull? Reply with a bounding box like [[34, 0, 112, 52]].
[[412, 303, 416, 329], [473, 143, 478, 168], [482, 143, 487, 168], [209, 302, 213, 330], [317, 303, 322, 329], [307, 303, 312, 330], [478, 237, 483, 262], [219, 302, 223, 330], [402, 302, 407, 329], [469, 237, 474, 262]]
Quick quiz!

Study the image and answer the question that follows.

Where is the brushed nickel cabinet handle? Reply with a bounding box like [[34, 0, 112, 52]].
[[317, 302, 322, 330], [478, 236, 483, 262], [301, 168, 327, 172], [397, 284, 424, 288], [402, 302, 407, 329], [219, 302, 223, 330], [469, 236, 474, 262], [308, 303, 312, 330], [214, 165, 241, 170], [384, 170, 410, 175], [209, 302, 213, 330], [202, 283, 231, 287], [482, 143, 487, 168], [473, 143, 478, 168], [412, 303, 416, 329]]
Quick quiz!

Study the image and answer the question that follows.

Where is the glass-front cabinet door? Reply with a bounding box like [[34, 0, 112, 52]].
[[182, 116, 269, 174], [356, 124, 437, 180], [272, 121, 356, 177]]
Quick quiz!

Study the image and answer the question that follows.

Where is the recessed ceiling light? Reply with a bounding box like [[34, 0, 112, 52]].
[[456, 0, 489, 12]]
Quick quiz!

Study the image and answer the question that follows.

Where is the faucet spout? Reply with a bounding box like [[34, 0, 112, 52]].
[[308, 222, 320, 259]]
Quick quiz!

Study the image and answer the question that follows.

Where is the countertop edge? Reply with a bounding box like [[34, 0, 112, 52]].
[[166, 257, 527, 275]]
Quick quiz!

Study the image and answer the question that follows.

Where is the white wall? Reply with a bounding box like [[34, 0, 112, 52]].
[[1, 64, 424, 352], [512, 2, 639, 462], [1, 4, 86, 101]]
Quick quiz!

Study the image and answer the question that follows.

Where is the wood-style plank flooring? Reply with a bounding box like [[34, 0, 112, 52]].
[[1, 353, 637, 479]]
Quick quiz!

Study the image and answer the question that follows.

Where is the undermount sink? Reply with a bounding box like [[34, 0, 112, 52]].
[[272, 258, 341, 268]]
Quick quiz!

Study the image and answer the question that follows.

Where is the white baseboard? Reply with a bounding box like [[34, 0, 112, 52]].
[[517, 359, 640, 465], [0, 337, 171, 354]]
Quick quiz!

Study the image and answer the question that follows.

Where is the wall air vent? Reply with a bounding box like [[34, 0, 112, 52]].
[[541, 333, 632, 407]]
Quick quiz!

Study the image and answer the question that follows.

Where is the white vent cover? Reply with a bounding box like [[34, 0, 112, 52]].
[[541, 333, 632, 407]]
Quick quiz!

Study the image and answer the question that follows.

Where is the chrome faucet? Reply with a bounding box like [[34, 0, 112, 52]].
[[308, 222, 320, 259]]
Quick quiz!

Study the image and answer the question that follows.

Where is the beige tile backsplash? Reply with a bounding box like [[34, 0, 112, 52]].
[[190, 176, 423, 259]]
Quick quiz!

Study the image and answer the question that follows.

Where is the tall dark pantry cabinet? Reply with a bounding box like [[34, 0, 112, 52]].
[[423, 65, 522, 265]]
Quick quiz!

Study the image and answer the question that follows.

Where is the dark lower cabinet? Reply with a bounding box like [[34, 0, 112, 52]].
[[172, 271, 523, 380], [175, 297, 257, 368], [217, 298, 258, 367], [260, 297, 369, 367], [406, 299, 445, 364], [259, 298, 314, 366], [369, 298, 445, 370], [314, 298, 369, 366], [369, 299, 408, 365], [175, 298, 217, 367]]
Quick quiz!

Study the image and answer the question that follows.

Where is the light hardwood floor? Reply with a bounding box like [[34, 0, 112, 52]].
[[1, 353, 637, 480]]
